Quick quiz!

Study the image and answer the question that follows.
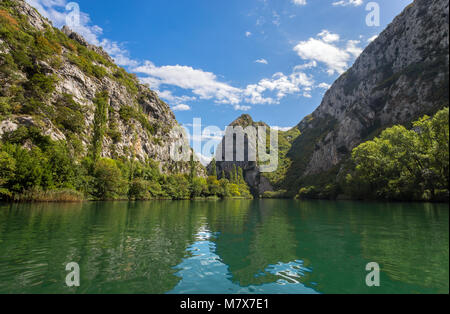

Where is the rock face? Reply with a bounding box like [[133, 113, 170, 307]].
[[209, 114, 274, 196], [281, 0, 449, 192], [211, 0, 449, 196], [0, 0, 197, 174]]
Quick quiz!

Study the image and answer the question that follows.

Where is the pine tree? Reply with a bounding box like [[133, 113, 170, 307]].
[[232, 164, 237, 183], [189, 152, 196, 183], [238, 167, 244, 184], [211, 158, 217, 178]]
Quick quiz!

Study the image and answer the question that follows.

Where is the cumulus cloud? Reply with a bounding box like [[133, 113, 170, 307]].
[[293, 30, 362, 75], [172, 104, 191, 112], [292, 0, 307, 6], [156, 90, 196, 105], [134, 62, 242, 105], [368, 35, 378, 42], [234, 105, 252, 111], [244, 69, 314, 104], [26, 0, 324, 111], [332, 0, 364, 7], [255, 58, 269, 64], [272, 126, 293, 132], [318, 30, 340, 43], [318, 82, 331, 90]]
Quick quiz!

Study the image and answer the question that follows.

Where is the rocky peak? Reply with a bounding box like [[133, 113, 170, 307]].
[[289, 0, 448, 182]]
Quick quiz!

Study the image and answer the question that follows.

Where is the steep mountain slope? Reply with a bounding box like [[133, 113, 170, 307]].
[[210, 0, 449, 197], [0, 0, 193, 174], [279, 0, 449, 194]]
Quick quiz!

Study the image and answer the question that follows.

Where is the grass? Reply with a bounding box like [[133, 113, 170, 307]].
[[13, 189, 84, 202]]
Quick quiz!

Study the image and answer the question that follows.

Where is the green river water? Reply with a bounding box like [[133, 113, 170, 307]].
[[0, 200, 448, 294]]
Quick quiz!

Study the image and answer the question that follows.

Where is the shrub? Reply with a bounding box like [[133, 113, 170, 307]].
[[92, 158, 126, 200]]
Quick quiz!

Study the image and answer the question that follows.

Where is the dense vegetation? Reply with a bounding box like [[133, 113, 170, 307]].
[[296, 108, 449, 202], [0, 1, 253, 202], [0, 124, 252, 201]]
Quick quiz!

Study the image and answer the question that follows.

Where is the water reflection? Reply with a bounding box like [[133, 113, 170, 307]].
[[169, 225, 317, 294], [0, 200, 448, 294]]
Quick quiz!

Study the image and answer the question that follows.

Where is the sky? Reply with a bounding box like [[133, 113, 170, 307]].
[[26, 0, 412, 162]]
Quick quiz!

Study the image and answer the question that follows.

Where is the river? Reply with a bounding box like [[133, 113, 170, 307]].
[[0, 200, 448, 294]]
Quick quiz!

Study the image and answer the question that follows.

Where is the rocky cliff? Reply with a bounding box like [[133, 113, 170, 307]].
[[0, 0, 195, 174], [209, 114, 274, 196], [280, 0, 449, 193], [211, 0, 449, 196]]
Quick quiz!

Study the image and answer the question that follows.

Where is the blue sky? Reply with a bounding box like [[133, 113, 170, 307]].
[[27, 0, 412, 161]]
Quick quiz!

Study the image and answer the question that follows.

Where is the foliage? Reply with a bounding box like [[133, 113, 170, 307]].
[[346, 108, 449, 201], [91, 91, 109, 161]]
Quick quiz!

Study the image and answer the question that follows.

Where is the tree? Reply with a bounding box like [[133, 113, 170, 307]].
[[0, 150, 15, 198], [207, 176, 221, 196], [92, 158, 125, 200], [210, 158, 217, 178], [349, 108, 449, 201], [238, 167, 244, 184], [189, 152, 196, 183], [231, 164, 237, 183]]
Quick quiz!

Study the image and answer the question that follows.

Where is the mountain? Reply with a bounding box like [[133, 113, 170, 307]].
[[212, 0, 449, 197], [0, 0, 195, 175], [209, 114, 276, 196]]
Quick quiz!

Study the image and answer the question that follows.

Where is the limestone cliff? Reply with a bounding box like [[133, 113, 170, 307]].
[[0, 0, 197, 174], [281, 0, 449, 193], [209, 114, 274, 196]]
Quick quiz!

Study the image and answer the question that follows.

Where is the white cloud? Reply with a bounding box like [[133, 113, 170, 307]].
[[318, 82, 331, 90], [157, 90, 196, 105], [134, 62, 242, 105], [234, 105, 252, 111], [332, 0, 364, 7], [272, 126, 293, 132], [196, 152, 212, 166], [368, 35, 378, 42], [294, 61, 317, 71], [255, 58, 269, 65], [318, 30, 340, 43], [26, 0, 324, 110], [293, 30, 362, 75], [346, 40, 363, 57], [172, 104, 191, 112], [292, 0, 307, 6], [244, 69, 314, 104]]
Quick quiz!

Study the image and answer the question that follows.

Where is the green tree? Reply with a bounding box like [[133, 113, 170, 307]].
[[349, 108, 449, 201], [92, 158, 125, 200], [210, 158, 217, 178]]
